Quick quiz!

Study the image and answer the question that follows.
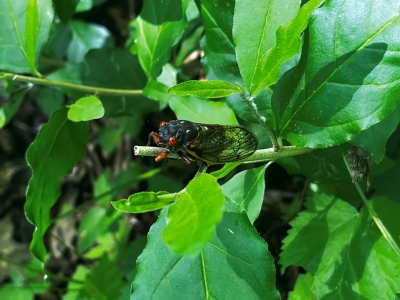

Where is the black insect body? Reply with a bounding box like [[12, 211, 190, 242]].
[[147, 120, 258, 165]]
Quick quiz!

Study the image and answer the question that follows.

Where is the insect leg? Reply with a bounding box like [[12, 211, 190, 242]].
[[177, 152, 192, 164], [147, 132, 160, 146], [155, 151, 169, 162]]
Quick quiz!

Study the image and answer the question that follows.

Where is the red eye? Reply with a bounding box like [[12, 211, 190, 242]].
[[159, 121, 166, 127], [169, 136, 177, 146]]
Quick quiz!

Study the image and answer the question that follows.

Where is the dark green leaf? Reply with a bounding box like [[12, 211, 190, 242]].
[[162, 174, 224, 255], [47, 49, 163, 116], [25, 107, 89, 262], [132, 199, 279, 299], [83, 256, 124, 299], [67, 95, 104, 122], [0, 87, 28, 128], [200, 0, 241, 83], [31, 86, 64, 117], [350, 103, 400, 163], [168, 80, 241, 98], [280, 194, 400, 299], [67, 21, 112, 63], [53, 0, 80, 23]]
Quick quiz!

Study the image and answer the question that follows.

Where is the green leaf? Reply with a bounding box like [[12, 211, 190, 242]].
[[276, 0, 400, 148], [350, 103, 400, 163], [162, 174, 224, 255], [222, 164, 268, 223], [280, 194, 400, 299], [249, 0, 324, 95], [47, 49, 163, 116], [83, 256, 124, 299], [78, 207, 107, 254], [78, 208, 121, 254], [76, 0, 107, 12], [233, 0, 299, 95], [168, 80, 241, 98], [0, 285, 34, 300], [132, 199, 280, 299], [67, 95, 104, 122], [25, 0, 39, 75], [143, 80, 171, 103], [288, 273, 315, 300], [135, 0, 190, 79], [112, 191, 176, 213], [0, 87, 29, 128], [169, 95, 238, 125], [53, 0, 80, 23], [25, 107, 89, 262], [31, 86, 64, 117], [67, 21, 112, 63], [200, 0, 241, 83], [0, 0, 53, 74], [210, 162, 241, 179]]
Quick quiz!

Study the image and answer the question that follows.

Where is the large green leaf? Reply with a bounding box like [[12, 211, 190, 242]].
[[280, 194, 400, 299], [246, 0, 324, 95], [134, 0, 190, 79], [276, 0, 400, 148], [162, 174, 224, 255], [233, 0, 299, 94], [132, 199, 280, 300], [0, 0, 54, 74], [25, 107, 89, 262]]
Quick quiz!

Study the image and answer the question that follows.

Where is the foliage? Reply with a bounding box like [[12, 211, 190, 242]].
[[0, 0, 400, 299]]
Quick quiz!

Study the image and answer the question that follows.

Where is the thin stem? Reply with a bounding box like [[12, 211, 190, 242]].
[[195, 162, 208, 177], [134, 145, 313, 164], [0, 73, 142, 97], [343, 153, 400, 257], [239, 93, 280, 151]]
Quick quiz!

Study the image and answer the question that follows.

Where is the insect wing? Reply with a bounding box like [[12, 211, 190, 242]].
[[186, 125, 258, 163]]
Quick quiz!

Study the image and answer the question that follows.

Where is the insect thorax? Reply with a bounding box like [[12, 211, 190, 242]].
[[158, 120, 199, 148]]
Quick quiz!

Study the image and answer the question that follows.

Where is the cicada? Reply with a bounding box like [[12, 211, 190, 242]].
[[147, 120, 258, 165]]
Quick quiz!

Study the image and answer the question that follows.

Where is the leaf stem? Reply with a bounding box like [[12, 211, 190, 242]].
[[239, 93, 280, 151], [134, 145, 312, 164], [342, 153, 400, 257], [0, 73, 143, 97]]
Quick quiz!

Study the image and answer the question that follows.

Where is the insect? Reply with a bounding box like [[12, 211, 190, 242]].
[[147, 120, 258, 165]]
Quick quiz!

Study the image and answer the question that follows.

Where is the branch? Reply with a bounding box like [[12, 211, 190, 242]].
[[134, 145, 313, 164], [0, 73, 142, 97]]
